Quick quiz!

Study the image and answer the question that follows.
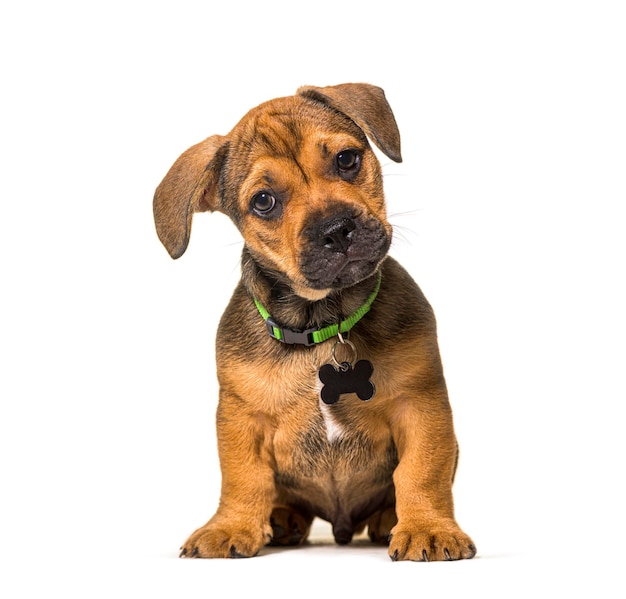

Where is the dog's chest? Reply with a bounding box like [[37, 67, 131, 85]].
[[224, 334, 397, 489], [272, 397, 397, 493]]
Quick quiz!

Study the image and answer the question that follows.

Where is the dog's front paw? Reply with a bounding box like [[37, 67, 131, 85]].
[[180, 521, 272, 559], [388, 521, 476, 562]]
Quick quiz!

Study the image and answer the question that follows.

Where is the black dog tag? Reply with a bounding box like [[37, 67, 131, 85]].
[[319, 360, 375, 405]]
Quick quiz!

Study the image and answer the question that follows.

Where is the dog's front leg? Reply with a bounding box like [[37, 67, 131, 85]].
[[388, 396, 476, 562], [180, 393, 275, 558]]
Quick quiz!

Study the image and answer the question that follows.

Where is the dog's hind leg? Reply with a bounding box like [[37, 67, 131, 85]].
[[367, 507, 398, 544], [268, 505, 314, 546]]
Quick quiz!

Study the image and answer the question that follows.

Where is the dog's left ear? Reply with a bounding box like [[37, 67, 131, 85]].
[[153, 135, 228, 259], [297, 83, 402, 163]]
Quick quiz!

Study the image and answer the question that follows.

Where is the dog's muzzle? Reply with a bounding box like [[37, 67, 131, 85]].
[[299, 210, 391, 289]]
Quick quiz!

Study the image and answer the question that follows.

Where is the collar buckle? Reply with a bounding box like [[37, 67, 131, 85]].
[[266, 317, 318, 346]]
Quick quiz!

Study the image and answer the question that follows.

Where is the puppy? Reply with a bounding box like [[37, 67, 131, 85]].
[[153, 83, 476, 561]]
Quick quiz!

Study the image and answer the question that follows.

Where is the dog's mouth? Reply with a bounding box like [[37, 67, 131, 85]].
[[299, 213, 391, 290], [308, 255, 384, 289]]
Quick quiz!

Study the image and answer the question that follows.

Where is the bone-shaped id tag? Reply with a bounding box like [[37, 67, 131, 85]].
[[318, 338, 375, 405]]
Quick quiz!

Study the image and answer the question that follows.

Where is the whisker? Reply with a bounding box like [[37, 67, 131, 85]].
[[388, 209, 424, 249], [388, 208, 423, 219], [390, 225, 420, 249]]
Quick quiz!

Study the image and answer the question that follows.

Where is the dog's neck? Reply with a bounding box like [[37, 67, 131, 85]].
[[240, 247, 381, 331]]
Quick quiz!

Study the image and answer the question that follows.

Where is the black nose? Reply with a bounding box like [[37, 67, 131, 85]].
[[318, 217, 356, 253]]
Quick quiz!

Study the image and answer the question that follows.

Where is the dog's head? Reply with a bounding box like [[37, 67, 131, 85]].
[[154, 83, 402, 300]]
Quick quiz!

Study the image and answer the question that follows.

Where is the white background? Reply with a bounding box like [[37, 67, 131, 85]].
[[1, 1, 624, 596]]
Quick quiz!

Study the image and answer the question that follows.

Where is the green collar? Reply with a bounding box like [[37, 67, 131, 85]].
[[254, 274, 382, 346]]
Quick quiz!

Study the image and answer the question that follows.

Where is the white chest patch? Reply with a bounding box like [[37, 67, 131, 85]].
[[319, 400, 344, 443], [315, 367, 345, 442]]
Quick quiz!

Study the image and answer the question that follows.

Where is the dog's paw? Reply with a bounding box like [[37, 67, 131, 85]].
[[367, 507, 397, 544], [179, 521, 272, 559], [388, 521, 476, 562], [268, 506, 313, 546]]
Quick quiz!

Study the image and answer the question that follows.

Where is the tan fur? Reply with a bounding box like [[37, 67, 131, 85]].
[[154, 83, 476, 561]]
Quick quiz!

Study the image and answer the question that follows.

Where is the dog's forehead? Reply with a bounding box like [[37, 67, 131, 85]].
[[231, 96, 367, 159]]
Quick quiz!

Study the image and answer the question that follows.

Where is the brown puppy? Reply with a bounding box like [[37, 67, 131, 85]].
[[153, 83, 476, 561]]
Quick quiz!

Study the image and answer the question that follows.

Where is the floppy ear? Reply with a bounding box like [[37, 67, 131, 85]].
[[297, 83, 402, 163], [153, 134, 228, 259]]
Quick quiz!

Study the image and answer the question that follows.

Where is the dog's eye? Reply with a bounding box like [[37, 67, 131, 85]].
[[251, 192, 276, 215], [336, 150, 360, 172]]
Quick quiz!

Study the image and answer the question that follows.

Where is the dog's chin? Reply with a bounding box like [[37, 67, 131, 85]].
[[291, 283, 333, 301], [300, 258, 383, 296]]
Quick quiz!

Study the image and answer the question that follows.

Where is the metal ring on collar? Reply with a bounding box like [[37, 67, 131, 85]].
[[331, 339, 357, 370]]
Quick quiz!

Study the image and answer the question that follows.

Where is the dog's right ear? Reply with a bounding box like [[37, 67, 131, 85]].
[[153, 135, 228, 259]]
